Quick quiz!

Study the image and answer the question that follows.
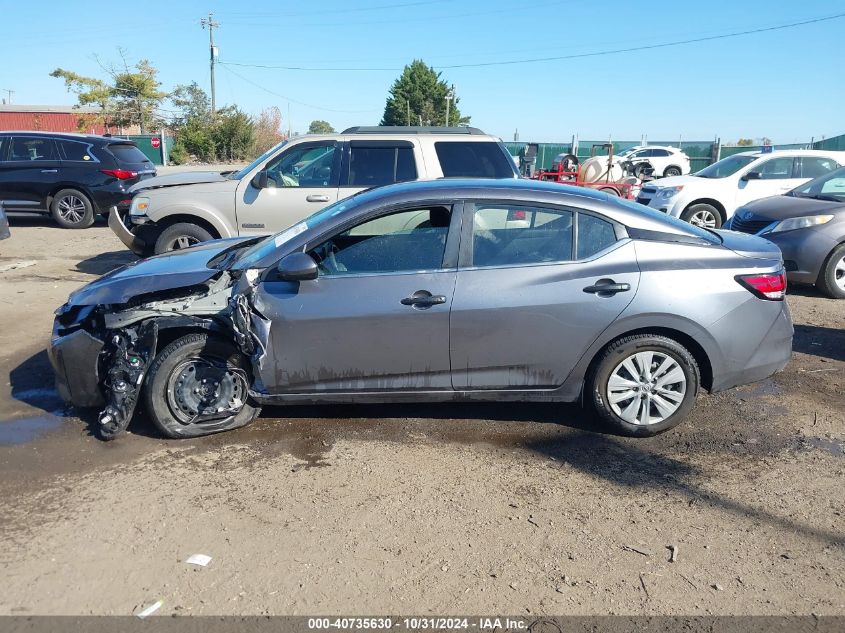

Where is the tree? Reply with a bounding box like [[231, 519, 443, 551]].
[[308, 120, 335, 134], [50, 51, 167, 133], [170, 82, 211, 127], [212, 106, 256, 162], [737, 138, 754, 146], [381, 60, 469, 127], [254, 107, 285, 155]]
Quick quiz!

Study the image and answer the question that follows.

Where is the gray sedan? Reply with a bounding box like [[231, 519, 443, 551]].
[[727, 166, 845, 299], [50, 179, 793, 440]]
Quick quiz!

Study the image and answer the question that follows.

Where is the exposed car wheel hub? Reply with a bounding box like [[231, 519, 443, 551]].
[[607, 351, 686, 425], [689, 209, 718, 228], [57, 195, 86, 223], [168, 359, 245, 423]]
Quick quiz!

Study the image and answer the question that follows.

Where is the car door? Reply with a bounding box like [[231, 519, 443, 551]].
[[450, 201, 640, 390], [253, 203, 460, 394], [235, 140, 341, 237], [0, 135, 60, 211], [735, 156, 800, 208]]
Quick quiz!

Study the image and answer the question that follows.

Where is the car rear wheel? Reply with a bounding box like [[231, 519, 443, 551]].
[[51, 189, 95, 229], [589, 334, 700, 436], [663, 166, 682, 177], [598, 186, 620, 196], [153, 222, 214, 254], [143, 333, 260, 438], [681, 203, 722, 229], [817, 243, 845, 299]]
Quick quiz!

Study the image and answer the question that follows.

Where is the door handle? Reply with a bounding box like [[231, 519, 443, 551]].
[[400, 290, 447, 308], [306, 194, 330, 203], [40, 169, 58, 173], [583, 279, 631, 296]]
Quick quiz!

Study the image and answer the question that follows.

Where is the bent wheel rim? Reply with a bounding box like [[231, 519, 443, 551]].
[[166, 358, 245, 424], [607, 351, 687, 426], [689, 209, 717, 228], [835, 256, 845, 291], [57, 195, 86, 223]]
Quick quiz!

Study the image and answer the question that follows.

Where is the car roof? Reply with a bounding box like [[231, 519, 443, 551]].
[[0, 131, 135, 144], [731, 149, 845, 158]]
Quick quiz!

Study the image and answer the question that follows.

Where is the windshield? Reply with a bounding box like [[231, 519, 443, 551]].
[[617, 147, 638, 157], [789, 165, 845, 201], [695, 154, 756, 179], [231, 195, 361, 269], [229, 140, 289, 180]]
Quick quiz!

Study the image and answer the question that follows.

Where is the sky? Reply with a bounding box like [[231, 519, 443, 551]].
[[0, 0, 843, 144]]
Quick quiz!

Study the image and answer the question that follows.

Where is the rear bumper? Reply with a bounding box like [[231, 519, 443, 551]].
[[49, 324, 105, 408], [710, 301, 793, 392], [108, 207, 147, 256]]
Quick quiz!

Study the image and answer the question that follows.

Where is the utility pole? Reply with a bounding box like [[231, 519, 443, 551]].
[[444, 86, 455, 127], [201, 12, 220, 115], [1, 88, 14, 104]]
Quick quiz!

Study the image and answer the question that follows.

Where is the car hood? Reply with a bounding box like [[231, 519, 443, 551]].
[[645, 175, 697, 188], [741, 194, 845, 220], [128, 170, 235, 193], [67, 237, 254, 306]]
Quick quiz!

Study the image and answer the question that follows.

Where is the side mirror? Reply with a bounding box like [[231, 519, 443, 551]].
[[742, 171, 762, 181], [276, 252, 318, 281], [251, 170, 270, 189]]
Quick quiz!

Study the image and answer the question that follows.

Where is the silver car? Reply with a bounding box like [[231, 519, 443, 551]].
[[50, 179, 793, 440]]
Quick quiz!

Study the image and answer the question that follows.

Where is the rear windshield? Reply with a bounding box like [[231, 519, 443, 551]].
[[435, 141, 515, 178], [108, 143, 149, 164]]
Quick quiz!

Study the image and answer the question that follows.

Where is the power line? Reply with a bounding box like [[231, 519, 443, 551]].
[[215, 0, 450, 19], [219, 64, 381, 114], [218, 11, 845, 72]]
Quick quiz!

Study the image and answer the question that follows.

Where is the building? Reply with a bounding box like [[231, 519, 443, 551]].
[[0, 104, 140, 135]]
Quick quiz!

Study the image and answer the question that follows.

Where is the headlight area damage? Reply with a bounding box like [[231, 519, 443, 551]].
[[51, 270, 271, 440]]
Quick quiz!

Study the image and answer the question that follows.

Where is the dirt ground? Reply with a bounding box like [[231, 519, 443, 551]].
[[0, 214, 842, 617]]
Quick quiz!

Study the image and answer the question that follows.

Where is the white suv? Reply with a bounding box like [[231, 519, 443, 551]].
[[636, 149, 845, 228], [617, 145, 691, 178], [110, 126, 518, 255]]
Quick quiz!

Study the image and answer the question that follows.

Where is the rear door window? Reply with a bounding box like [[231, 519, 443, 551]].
[[435, 142, 515, 178], [10, 137, 57, 161], [577, 213, 618, 259], [58, 140, 97, 162], [471, 204, 574, 267], [346, 144, 417, 187], [754, 156, 795, 179], [797, 156, 840, 179], [108, 143, 149, 164], [0, 136, 8, 161]]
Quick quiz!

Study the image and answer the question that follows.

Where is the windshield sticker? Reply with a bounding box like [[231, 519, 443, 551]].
[[274, 222, 308, 247]]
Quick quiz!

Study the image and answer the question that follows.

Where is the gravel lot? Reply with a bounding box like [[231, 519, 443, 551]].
[[0, 212, 842, 616]]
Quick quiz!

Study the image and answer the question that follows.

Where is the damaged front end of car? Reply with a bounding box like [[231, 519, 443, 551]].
[[49, 268, 271, 440]]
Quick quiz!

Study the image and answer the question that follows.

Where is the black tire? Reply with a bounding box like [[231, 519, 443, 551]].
[[663, 166, 682, 177], [588, 334, 700, 437], [143, 333, 260, 438], [816, 242, 845, 299], [681, 203, 722, 229], [50, 188, 95, 229], [598, 186, 621, 196], [153, 222, 214, 254]]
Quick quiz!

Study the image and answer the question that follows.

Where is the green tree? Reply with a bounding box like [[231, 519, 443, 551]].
[[737, 138, 754, 146], [212, 106, 256, 162], [170, 82, 211, 127], [308, 120, 335, 134], [50, 51, 167, 133], [381, 60, 468, 127]]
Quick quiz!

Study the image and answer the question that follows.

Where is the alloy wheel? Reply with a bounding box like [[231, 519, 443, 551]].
[[606, 351, 687, 426], [689, 209, 718, 228], [835, 255, 845, 291], [167, 235, 200, 250], [56, 195, 86, 224]]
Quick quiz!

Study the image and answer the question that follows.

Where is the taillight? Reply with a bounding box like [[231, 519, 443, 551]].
[[735, 270, 786, 300], [101, 169, 137, 180]]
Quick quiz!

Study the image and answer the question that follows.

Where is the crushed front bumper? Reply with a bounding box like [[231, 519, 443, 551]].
[[108, 207, 147, 257], [49, 323, 105, 408]]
